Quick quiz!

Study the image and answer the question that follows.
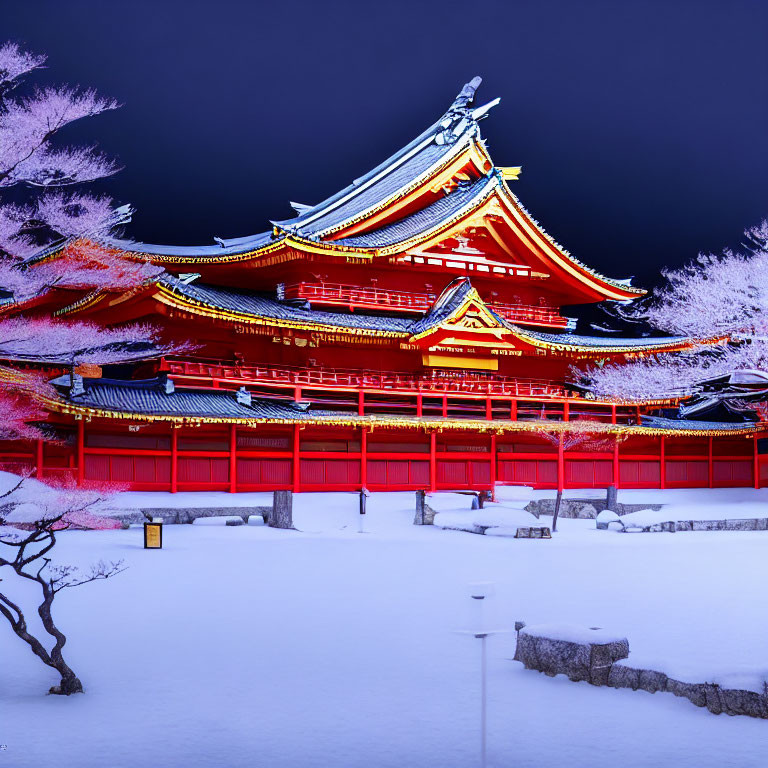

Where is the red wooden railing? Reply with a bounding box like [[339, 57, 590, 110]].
[[281, 282, 570, 327], [487, 302, 570, 328], [282, 282, 435, 312], [163, 358, 569, 399]]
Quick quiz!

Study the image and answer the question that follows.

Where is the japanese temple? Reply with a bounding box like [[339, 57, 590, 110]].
[[2, 77, 764, 493]]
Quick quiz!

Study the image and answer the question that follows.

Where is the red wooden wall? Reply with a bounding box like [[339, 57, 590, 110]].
[[1, 428, 764, 493]]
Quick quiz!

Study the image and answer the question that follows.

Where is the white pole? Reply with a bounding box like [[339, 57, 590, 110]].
[[466, 583, 495, 768], [480, 633, 487, 768]]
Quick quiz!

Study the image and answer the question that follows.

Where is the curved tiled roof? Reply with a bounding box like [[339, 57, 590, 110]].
[[333, 176, 496, 249], [52, 377, 758, 436], [156, 276, 685, 353], [66, 377, 330, 420], [105, 230, 276, 259], [640, 415, 755, 432], [158, 277, 413, 333], [514, 328, 689, 352], [272, 78, 489, 238], [410, 278, 476, 335]]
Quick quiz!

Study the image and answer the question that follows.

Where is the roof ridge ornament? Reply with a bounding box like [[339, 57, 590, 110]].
[[471, 98, 500, 121], [435, 76, 498, 146], [451, 76, 483, 112]]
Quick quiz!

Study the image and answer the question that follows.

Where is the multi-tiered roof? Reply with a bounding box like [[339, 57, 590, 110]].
[[3, 77, 731, 436]]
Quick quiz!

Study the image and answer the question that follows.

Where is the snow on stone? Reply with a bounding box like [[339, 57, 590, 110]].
[[192, 515, 245, 526], [434, 503, 539, 534], [521, 623, 628, 645], [619, 509, 673, 529], [539, 486, 768, 521]]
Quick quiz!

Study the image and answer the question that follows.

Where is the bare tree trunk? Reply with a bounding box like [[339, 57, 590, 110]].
[[38, 588, 84, 694], [0, 589, 83, 694], [270, 490, 294, 529], [552, 490, 563, 532]]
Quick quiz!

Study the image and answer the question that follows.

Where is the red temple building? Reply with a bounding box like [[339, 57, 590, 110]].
[[2, 78, 765, 493]]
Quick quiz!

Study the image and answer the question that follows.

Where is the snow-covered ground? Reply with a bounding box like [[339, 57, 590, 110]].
[[2, 490, 767, 767]]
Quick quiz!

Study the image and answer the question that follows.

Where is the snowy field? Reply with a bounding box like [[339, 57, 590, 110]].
[[3, 490, 768, 767]]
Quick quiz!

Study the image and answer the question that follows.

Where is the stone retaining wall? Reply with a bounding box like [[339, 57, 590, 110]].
[[525, 499, 663, 519], [630, 518, 768, 533], [515, 623, 768, 719], [110, 506, 272, 525]]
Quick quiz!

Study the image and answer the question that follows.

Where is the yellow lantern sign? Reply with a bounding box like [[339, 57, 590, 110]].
[[143, 521, 163, 549]]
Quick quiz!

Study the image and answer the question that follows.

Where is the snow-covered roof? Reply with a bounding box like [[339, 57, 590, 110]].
[[272, 77, 492, 238]]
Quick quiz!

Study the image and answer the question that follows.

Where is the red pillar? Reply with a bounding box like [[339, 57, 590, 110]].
[[170, 427, 178, 493], [510, 399, 518, 421], [429, 431, 437, 492], [442, 396, 448, 418], [361, 427, 368, 490], [708, 436, 714, 488], [76, 419, 84, 487], [660, 436, 666, 490], [229, 424, 237, 493], [557, 433, 565, 492], [613, 437, 620, 489], [416, 394, 423, 418], [294, 386, 302, 402], [485, 398, 493, 420], [358, 391, 365, 416], [35, 439, 44, 480], [754, 434, 760, 490], [611, 404, 617, 424], [563, 401, 570, 422], [292, 424, 301, 492]]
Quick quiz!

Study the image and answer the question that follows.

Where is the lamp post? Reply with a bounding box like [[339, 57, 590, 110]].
[[456, 582, 505, 768]]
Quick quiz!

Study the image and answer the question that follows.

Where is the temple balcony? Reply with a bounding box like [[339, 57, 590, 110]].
[[164, 358, 567, 398], [281, 282, 435, 313], [160, 358, 637, 423], [486, 301, 574, 329], [280, 281, 573, 328]]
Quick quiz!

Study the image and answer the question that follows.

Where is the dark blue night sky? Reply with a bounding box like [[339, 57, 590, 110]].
[[4, 0, 767, 290]]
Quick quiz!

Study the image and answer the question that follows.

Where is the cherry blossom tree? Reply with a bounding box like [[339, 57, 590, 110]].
[[581, 221, 768, 411], [0, 43, 174, 698], [0, 41, 169, 441]]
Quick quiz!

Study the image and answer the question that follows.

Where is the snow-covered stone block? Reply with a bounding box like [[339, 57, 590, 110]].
[[596, 510, 622, 530], [515, 624, 629, 685]]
